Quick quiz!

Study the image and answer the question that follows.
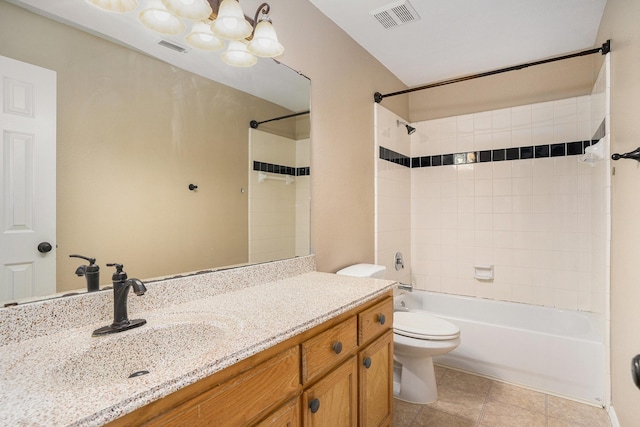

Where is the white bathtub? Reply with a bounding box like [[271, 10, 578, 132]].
[[395, 291, 605, 405]]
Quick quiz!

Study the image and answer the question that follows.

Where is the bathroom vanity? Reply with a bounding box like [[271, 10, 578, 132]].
[[110, 292, 394, 426], [0, 256, 395, 426]]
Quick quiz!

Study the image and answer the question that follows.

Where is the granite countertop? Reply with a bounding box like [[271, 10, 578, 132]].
[[0, 271, 395, 427]]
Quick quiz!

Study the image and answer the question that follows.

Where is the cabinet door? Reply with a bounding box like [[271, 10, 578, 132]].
[[359, 330, 393, 427], [302, 357, 357, 427], [255, 397, 300, 427]]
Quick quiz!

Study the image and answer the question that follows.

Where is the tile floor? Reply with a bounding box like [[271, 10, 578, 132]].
[[393, 365, 611, 427]]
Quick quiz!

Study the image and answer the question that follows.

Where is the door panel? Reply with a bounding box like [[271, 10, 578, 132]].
[[0, 55, 56, 302]]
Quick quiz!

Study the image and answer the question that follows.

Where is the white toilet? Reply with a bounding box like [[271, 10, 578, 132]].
[[336, 263, 460, 404]]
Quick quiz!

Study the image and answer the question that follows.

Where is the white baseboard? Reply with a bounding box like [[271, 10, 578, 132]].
[[608, 405, 620, 427]]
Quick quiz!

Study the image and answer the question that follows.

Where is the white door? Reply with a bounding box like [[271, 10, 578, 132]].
[[0, 55, 56, 302]]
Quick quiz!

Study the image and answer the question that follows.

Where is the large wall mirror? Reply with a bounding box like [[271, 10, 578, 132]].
[[0, 0, 311, 306]]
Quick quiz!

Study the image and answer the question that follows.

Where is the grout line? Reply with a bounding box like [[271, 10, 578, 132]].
[[476, 380, 494, 426], [544, 393, 549, 427], [408, 403, 423, 427]]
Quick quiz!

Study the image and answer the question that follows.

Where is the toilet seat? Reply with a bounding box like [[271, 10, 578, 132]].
[[394, 311, 460, 341]]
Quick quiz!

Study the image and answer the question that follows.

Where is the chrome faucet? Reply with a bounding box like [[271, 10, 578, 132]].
[[395, 300, 410, 312], [93, 263, 147, 336]]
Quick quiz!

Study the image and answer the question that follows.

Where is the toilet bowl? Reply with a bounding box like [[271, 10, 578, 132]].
[[393, 310, 460, 404], [335, 263, 461, 404]]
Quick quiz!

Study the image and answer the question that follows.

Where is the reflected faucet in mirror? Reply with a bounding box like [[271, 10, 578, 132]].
[[93, 264, 147, 337], [69, 254, 100, 292], [0, 0, 311, 308]]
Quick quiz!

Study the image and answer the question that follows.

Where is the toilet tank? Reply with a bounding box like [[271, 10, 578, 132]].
[[336, 264, 386, 279]]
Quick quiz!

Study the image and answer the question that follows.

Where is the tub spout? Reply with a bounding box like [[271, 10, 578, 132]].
[[397, 282, 414, 292]]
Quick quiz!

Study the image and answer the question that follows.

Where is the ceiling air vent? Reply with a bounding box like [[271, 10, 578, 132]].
[[158, 40, 188, 53], [370, 0, 420, 29]]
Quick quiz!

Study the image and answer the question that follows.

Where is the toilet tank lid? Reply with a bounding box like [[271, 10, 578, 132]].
[[336, 263, 386, 278]]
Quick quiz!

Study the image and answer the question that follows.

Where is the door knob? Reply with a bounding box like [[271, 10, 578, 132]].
[[632, 354, 640, 389], [37, 242, 53, 253]]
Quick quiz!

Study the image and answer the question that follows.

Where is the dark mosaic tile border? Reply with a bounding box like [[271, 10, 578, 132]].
[[379, 146, 411, 167], [253, 161, 310, 176], [381, 118, 607, 169], [408, 140, 596, 168]]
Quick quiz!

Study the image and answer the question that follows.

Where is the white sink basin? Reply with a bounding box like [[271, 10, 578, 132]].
[[51, 322, 223, 387]]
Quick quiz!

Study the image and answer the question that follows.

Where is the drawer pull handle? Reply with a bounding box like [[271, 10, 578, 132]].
[[309, 398, 320, 414], [363, 357, 372, 369], [332, 341, 343, 354], [377, 314, 386, 325]]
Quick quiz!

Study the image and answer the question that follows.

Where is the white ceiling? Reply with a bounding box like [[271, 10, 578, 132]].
[[7, 0, 310, 112], [9, 0, 608, 106], [308, 0, 608, 87]]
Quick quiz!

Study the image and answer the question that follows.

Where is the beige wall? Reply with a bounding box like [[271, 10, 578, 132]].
[[0, 1, 295, 291], [595, 0, 640, 423], [408, 54, 596, 122], [270, 0, 409, 273]]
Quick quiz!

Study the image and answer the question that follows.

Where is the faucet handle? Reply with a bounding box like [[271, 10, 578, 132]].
[[70, 254, 96, 265], [106, 263, 127, 282]]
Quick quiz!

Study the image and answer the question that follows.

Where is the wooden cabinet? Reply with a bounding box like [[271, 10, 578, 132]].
[[302, 317, 357, 384], [255, 397, 301, 427], [148, 346, 301, 427], [359, 330, 393, 427], [108, 292, 393, 427], [301, 297, 393, 427], [358, 299, 393, 345], [302, 357, 358, 427]]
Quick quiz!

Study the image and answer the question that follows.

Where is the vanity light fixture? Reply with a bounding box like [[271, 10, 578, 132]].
[[222, 40, 258, 67], [85, 0, 284, 67], [139, 0, 185, 34], [211, 0, 253, 40], [185, 21, 224, 50], [163, 0, 212, 20], [86, 0, 138, 13], [247, 11, 284, 57]]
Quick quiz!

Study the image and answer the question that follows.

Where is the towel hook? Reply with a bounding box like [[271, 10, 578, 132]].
[[611, 147, 640, 162]]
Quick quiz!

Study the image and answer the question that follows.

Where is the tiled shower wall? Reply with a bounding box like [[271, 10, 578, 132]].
[[249, 129, 310, 263], [375, 58, 610, 313], [374, 107, 412, 285]]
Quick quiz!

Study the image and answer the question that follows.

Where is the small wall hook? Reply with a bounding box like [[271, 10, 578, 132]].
[[611, 147, 640, 162], [188, 184, 198, 191]]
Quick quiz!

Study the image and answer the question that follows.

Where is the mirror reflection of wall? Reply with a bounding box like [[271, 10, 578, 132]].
[[0, 0, 311, 305], [249, 124, 310, 263]]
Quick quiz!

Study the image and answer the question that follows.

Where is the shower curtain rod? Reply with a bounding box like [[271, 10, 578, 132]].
[[250, 111, 310, 129], [374, 40, 611, 103]]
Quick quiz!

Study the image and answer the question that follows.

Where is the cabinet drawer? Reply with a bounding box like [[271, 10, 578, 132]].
[[152, 346, 300, 426], [358, 298, 393, 345], [302, 317, 357, 384]]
